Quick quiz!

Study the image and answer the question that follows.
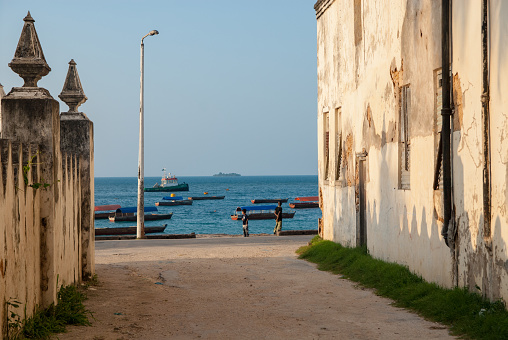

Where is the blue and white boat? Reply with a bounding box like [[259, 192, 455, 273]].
[[230, 205, 295, 220]]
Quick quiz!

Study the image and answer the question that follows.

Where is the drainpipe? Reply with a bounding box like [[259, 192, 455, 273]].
[[481, 0, 491, 243], [441, 0, 453, 247]]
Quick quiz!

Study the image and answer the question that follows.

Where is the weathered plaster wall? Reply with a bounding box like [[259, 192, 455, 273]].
[[452, 0, 508, 301], [0, 141, 42, 337], [317, 0, 508, 301], [316, 0, 453, 289], [0, 143, 84, 338], [0, 92, 91, 337]]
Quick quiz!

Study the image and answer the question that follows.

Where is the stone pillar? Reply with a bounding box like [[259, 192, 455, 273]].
[[0, 83, 5, 135], [59, 59, 95, 280], [0, 12, 60, 307]]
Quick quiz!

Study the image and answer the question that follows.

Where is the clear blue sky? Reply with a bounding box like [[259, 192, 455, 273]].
[[0, 1, 317, 177]]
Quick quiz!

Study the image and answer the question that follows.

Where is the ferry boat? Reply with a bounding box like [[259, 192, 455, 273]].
[[144, 168, 189, 192], [230, 205, 295, 220]]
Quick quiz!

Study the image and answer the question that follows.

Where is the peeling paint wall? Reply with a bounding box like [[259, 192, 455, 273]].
[[452, 0, 508, 302], [316, 0, 508, 301], [317, 0, 452, 291]]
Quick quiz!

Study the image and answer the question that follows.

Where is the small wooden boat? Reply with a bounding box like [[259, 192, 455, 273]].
[[289, 202, 320, 209], [294, 196, 319, 201], [108, 206, 173, 222], [189, 196, 225, 200], [94, 204, 121, 219], [156, 196, 193, 206], [231, 205, 295, 220], [144, 169, 189, 192], [251, 198, 288, 204], [95, 224, 167, 236]]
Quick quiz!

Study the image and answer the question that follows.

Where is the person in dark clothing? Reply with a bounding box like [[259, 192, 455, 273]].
[[274, 201, 282, 235], [242, 208, 249, 237]]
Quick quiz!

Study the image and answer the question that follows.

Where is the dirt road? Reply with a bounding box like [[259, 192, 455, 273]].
[[58, 235, 454, 339]]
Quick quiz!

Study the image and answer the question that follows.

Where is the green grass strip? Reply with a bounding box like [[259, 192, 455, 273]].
[[297, 236, 508, 340], [8, 285, 92, 339]]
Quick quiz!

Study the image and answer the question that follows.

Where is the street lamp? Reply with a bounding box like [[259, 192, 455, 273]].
[[137, 29, 159, 239]]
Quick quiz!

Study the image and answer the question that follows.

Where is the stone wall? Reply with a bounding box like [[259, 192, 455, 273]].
[[316, 0, 508, 302], [0, 12, 94, 338]]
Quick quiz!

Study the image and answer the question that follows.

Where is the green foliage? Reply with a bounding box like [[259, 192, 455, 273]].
[[6, 299, 23, 339], [21, 151, 52, 191], [298, 241, 508, 340], [6, 285, 92, 339]]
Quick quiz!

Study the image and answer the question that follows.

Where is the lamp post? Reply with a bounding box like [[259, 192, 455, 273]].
[[137, 29, 159, 239]]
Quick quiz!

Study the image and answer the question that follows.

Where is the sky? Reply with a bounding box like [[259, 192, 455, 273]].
[[0, 0, 317, 177]]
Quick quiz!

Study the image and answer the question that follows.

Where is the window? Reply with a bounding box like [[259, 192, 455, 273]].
[[433, 67, 451, 190], [324, 111, 330, 180], [400, 84, 411, 189], [335, 108, 343, 182], [435, 69, 443, 133], [434, 69, 443, 190]]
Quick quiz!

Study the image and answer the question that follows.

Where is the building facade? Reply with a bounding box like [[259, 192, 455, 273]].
[[315, 0, 508, 302]]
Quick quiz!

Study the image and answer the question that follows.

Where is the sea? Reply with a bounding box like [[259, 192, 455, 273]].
[[94, 175, 321, 236]]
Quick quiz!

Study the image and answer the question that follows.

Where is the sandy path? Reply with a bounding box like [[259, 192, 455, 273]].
[[57, 235, 454, 339]]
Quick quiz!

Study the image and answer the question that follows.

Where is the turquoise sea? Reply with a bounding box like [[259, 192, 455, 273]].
[[94, 176, 321, 235]]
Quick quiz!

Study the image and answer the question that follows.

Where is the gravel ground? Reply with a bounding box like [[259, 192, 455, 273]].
[[56, 235, 455, 339]]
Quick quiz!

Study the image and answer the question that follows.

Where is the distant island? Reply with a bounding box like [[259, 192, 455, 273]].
[[213, 172, 241, 177]]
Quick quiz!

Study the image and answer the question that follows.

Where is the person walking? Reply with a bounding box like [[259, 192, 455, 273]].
[[242, 208, 249, 237], [274, 201, 282, 236]]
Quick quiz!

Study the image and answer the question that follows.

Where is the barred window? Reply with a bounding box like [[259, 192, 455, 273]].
[[400, 84, 411, 189], [324, 112, 330, 180]]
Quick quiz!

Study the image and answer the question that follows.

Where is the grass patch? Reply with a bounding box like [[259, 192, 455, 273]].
[[7, 284, 92, 339], [297, 237, 508, 340]]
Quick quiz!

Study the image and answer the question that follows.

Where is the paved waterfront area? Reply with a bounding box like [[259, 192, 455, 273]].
[[58, 235, 455, 339]]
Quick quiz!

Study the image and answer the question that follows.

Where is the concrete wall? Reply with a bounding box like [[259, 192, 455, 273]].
[[316, 0, 508, 301]]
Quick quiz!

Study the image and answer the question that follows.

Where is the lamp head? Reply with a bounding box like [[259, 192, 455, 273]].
[[149, 30, 159, 36]]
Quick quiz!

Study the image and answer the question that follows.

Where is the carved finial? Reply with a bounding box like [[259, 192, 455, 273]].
[[8, 11, 51, 88], [25, 11, 34, 22], [59, 59, 87, 113]]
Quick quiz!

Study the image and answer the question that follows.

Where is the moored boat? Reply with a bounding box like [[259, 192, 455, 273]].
[[289, 202, 319, 209], [189, 196, 225, 200], [108, 206, 173, 222], [95, 224, 167, 236], [294, 196, 319, 202], [94, 204, 122, 219], [156, 196, 193, 206], [144, 168, 189, 192], [231, 205, 295, 220], [251, 198, 288, 204]]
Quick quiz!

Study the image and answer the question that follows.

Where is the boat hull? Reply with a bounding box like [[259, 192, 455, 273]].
[[109, 213, 173, 222], [289, 202, 319, 209], [231, 212, 295, 220], [294, 196, 319, 202], [95, 225, 167, 236], [144, 183, 189, 192], [94, 212, 115, 220], [156, 200, 193, 206], [189, 196, 225, 200], [251, 199, 288, 204]]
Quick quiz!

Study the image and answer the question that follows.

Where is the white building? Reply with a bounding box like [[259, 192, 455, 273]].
[[315, 0, 508, 302]]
